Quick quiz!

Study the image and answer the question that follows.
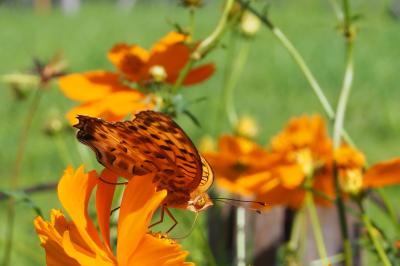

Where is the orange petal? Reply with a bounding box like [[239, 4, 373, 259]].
[[66, 90, 151, 125], [276, 164, 305, 188], [127, 234, 192, 266], [34, 209, 80, 266], [62, 231, 115, 266], [147, 32, 190, 80], [59, 71, 131, 102], [363, 158, 400, 188], [108, 43, 149, 81], [96, 169, 118, 253], [57, 166, 111, 260], [116, 176, 167, 265], [181, 63, 215, 86]]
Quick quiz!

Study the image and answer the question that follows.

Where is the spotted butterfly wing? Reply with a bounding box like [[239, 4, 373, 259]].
[[74, 111, 213, 206]]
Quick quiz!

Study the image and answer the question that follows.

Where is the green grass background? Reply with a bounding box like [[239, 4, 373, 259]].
[[0, 0, 399, 265]]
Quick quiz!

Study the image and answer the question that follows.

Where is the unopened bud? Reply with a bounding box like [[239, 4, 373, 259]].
[[149, 65, 167, 83], [43, 117, 64, 136], [180, 0, 203, 8], [240, 11, 261, 37], [235, 115, 259, 139]]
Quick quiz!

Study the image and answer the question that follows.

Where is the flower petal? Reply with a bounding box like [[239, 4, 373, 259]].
[[34, 209, 80, 266], [181, 64, 215, 86], [116, 176, 167, 265], [148, 32, 190, 80], [127, 234, 192, 266], [62, 231, 114, 266], [57, 166, 111, 261], [96, 168, 118, 253], [108, 43, 149, 81], [66, 90, 151, 125], [59, 71, 131, 102], [363, 158, 400, 188]]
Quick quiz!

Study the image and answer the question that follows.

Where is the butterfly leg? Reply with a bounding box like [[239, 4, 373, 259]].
[[148, 205, 166, 229], [99, 177, 128, 185], [164, 207, 178, 233]]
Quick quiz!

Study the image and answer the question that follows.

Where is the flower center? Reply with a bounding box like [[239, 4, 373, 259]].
[[289, 148, 313, 176], [149, 65, 167, 82], [339, 168, 363, 195]]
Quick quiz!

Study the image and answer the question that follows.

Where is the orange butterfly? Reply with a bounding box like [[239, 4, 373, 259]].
[[74, 110, 214, 232]]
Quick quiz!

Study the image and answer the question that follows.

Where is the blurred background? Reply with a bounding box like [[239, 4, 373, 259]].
[[0, 0, 399, 265]]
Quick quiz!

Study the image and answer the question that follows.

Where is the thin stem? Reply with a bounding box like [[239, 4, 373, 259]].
[[236, 207, 246, 266], [333, 43, 354, 147], [235, 0, 356, 146], [305, 190, 330, 265], [215, 30, 237, 134], [287, 209, 304, 252], [171, 0, 234, 94], [358, 201, 393, 266], [2, 87, 43, 266], [331, 1, 355, 265], [223, 37, 251, 127]]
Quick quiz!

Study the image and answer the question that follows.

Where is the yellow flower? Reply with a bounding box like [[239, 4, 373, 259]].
[[34, 166, 193, 266]]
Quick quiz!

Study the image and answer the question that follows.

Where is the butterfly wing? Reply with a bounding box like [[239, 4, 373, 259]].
[[74, 111, 205, 194]]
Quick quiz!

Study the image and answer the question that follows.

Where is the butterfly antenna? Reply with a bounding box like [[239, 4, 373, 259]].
[[172, 212, 200, 240], [99, 177, 128, 186], [210, 197, 267, 214]]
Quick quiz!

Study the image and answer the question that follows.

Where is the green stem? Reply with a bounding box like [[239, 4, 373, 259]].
[[235, 0, 355, 146], [358, 202, 393, 266], [333, 43, 354, 147], [2, 88, 43, 266], [215, 30, 237, 134], [305, 190, 330, 265], [331, 1, 355, 265], [287, 209, 304, 252], [171, 0, 234, 94], [223, 37, 251, 128]]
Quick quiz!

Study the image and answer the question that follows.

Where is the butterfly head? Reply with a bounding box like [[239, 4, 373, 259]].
[[186, 192, 213, 213]]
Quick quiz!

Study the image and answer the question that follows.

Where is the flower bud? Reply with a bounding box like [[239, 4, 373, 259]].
[[235, 115, 259, 139], [180, 0, 203, 8], [149, 65, 167, 83], [240, 11, 261, 37]]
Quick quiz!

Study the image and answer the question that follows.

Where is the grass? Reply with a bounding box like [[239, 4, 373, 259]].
[[0, 1, 399, 265]]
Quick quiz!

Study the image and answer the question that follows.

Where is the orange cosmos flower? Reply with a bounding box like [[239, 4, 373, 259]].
[[34, 166, 193, 266], [108, 31, 215, 86], [245, 115, 335, 209], [59, 32, 215, 125], [203, 135, 271, 196], [335, 145, 400, 194], [206, 116, 335, 209]]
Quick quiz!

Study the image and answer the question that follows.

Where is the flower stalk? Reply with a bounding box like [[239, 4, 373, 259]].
[[171, 0, 234, 94], [2, 87, 44, 266], [332, 1, 356, 265]]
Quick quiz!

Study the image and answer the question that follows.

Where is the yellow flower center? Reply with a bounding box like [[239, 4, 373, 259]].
[[149, 65, 167, 82], [289, 148, 313, 176], [339, 168, 363, 195]]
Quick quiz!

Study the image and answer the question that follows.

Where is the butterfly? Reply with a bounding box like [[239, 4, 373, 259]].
[[74, 110, 214, 232]]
